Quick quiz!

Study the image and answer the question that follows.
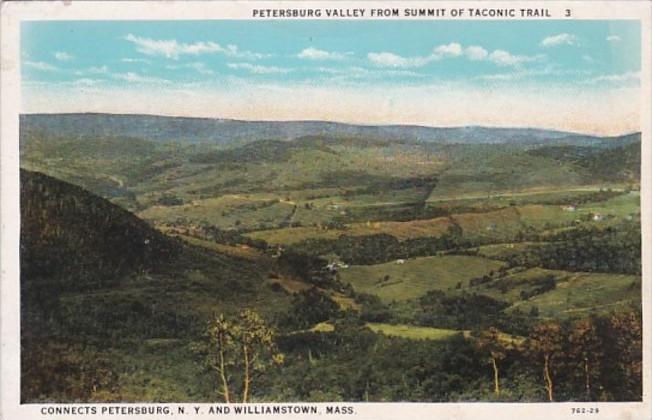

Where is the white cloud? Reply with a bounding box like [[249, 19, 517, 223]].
[[125, 34, 221, 59], [113, 72, 170, 84], [368, 43, 463, 68], [298, 47, 350, 60], [318, 66, 368, 75], [488, 50, 540, 66], [465, 46, 489, 61], [167, 62, 214, 75], [317, 66, 425, 82], [540, 33, 578, 47], [367, 52, 431, 68], [369, 43, 538, 68], [124, 34, 269, 60], [24, 61, 58, 71], [585, 71, 640, 84], [475, 73, 517, 82], [74, 66, 110, 76], [121, 57, 151, 64], [582, 55, 595, 63], [54, 51, 74, 61], [73, 78, 102, 87], [224, 44, 270, 60], [87, 66, 109, 74], [434, 42, 462, 57], [383, 69, 426, 78], [606, 35, 621, 42], [475, 67, 594, 83], [227, 62, 290, 74], [189, 62, 213, 75]]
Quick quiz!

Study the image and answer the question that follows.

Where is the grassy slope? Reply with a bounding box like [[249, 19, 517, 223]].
[[340, 255, 506, 303], [366, 323, 463, 340], [505, 272, 640, 318]]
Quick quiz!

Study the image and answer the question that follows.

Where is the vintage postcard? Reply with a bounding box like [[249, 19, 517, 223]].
[[1, 1, 650, 419]]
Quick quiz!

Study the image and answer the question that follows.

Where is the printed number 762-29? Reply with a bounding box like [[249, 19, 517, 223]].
[[571, 407, 599, 414]]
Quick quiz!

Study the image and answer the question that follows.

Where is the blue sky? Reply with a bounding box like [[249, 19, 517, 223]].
[[21, 20, 641, 134]]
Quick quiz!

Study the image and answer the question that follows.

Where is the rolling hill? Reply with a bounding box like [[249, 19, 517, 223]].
[[21, 169, 180, 292], [21, 113, 621, 146], [20, 170, 297, 401]]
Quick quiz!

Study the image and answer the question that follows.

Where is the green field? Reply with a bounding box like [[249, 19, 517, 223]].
[[340, 255, 506, 302], [580, 192, 640, 218], [507, 272, 640, 318], [366, 322, 463, 340]]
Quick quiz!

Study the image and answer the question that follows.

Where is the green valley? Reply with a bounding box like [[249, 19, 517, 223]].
[[19, 113, 642, 403]]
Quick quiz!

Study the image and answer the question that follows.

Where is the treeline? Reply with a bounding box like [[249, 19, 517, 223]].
[[274, 323, 486, 402], [21, 277, 642, 403], [353, 289, 535, 336], [289, 225, 468, 265], [271, 285, 637, 401], [199, 224, 268, 249], [270, 309, 641, 402], [505, 222, 641, 274], [288, 219, 640, 275]]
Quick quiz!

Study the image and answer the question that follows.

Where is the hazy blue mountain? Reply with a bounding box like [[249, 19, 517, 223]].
[[20, 113, 634, 146]]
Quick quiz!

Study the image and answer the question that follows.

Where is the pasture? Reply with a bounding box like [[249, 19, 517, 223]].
[[340, 255, 506, 303]]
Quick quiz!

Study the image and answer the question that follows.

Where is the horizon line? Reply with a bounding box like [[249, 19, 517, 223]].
[[19, 111, 641, 138]]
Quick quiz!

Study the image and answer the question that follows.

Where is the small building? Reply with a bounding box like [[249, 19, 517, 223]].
[[326, 263, 339, 272]]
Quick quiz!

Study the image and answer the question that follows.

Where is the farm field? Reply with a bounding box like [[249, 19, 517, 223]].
[[506, 272, 640, 318], [365, 322, 463, 340], [340, 255, 506, 302]]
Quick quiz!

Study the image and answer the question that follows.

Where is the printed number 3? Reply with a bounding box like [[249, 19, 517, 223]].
[[565, 9, 572, 17]]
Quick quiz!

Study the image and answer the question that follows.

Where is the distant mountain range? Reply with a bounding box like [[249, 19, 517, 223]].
[[20, 113, 639, 147]]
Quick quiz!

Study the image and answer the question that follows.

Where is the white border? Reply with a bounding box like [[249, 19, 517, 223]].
[[1, 2, 651, 419]]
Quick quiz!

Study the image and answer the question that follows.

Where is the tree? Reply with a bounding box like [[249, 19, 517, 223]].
[[475, 328, 507, 397], [206, 309, 284, 403], [568, 318, 602, 400], [282, 288, 340, 330], [237, 310, 284, 403], [602, 310, 642, 400], [207, 314, 235, 402], [528, 322, 564, 402]]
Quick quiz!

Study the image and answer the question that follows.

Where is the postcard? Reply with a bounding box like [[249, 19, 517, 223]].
[[1, 1, 650, 419]]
